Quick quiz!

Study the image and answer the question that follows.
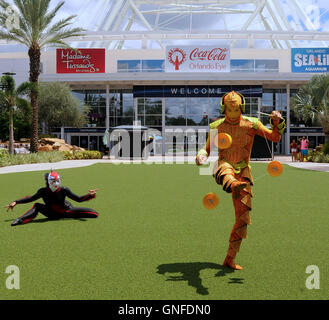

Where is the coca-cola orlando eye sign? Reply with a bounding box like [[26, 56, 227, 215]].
[[166, 46, 230, 72]]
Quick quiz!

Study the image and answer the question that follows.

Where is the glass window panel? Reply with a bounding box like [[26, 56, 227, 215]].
[[145, 116, 162, 126], [80, 136, 88, 149], [89, 136, 98, 151], [71, 136, 79, 147], [138, 116, 145, 126], [109, 106, 116, 117], [138, 101, 145, 115], [230, 59, 254, 72], [99, 136, 106, 153], [119, 117, 134, 126], [109, 117, 117, 127], [208, 98, 221, 118], [255, 60, 279, 72], [99, 107, 106, 118], [244, 104, 251, 116], [145, 98, 162, 115], [117, 60, 141, 72], [142, 60, 165, 72], [250, 103, 259, 117], [186, 98, 209, 115], [165, 115, 186, 126], [72, 91, 85, 104], [262, 92, 273, 107], [275, 92, 287, 111], [89, 106, 100, 117], [123, 93, 134, 115], [85, 90, 100, 105], [99, 91, 106, 105], [186, 114, 209, 126], [165, 98, 186, 116]]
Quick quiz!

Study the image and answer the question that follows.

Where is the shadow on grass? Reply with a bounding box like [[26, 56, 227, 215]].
[[157, 262, 243, 296], [4, 217, 88, 224]]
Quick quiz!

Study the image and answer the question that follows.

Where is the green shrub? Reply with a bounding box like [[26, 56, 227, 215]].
[[0, 149, 9, 159], [311, 152, 329, 163], [0, 150, 103, 167], [0, 151, 64, 168], [61, 150, 103, 160], [322, 142, 329, 155], [61, 151, 74, 160]]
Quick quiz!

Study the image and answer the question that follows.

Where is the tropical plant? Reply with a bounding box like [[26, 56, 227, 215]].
[[291, 74, 329, 143], [0, 75, 31, 154], [0, 0, 84, 152]]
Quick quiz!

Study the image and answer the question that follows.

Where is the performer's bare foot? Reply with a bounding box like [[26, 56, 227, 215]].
[[223, 256, 243, 270], [231, 181, 247, 193]]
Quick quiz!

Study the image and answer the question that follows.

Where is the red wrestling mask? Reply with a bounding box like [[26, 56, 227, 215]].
[[48, 171, 62, 192]]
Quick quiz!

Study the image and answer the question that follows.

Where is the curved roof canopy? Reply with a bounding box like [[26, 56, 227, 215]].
[[1, 0, 329, 50], [69, 0, 329, 49]]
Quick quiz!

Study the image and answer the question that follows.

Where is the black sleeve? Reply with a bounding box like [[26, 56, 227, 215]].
[[15, 188, 43, 204], [64, 187, 96, 203]]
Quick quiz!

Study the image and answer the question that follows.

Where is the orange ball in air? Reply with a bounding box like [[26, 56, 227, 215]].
[[214, 133, 232, 150], [203, 193, 219, 210], [267, 161, 283, 177]]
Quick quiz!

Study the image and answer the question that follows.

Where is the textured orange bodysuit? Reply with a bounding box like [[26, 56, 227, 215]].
[[201, 115, 283, 267]]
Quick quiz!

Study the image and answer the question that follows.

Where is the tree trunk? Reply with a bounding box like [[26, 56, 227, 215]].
[[9, 105, 14, 155], [28, 44, 41, 153]]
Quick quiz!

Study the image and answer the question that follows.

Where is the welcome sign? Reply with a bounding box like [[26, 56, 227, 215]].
[[56, 48, 105, 73], [165, 45, 230, 72], [291, 48, 329, 73]]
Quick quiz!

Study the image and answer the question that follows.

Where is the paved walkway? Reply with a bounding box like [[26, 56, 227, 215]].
[[0, 155, 328, 174]]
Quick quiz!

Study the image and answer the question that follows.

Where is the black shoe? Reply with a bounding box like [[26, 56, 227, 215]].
[[11, 218, 24, 226]]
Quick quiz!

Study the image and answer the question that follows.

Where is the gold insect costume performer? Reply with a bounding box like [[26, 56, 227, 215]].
[[196, 91, 286, 270]]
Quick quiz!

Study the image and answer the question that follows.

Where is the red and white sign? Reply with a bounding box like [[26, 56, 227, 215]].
[[56, 48, 105, 73], [165, 45, 230, 72]]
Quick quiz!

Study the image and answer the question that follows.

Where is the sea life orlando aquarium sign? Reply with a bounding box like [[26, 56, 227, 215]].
[[291, 48, 329, 73]]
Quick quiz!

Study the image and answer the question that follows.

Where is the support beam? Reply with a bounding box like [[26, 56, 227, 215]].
[[289, 0, 328, 47], [285, 83, 291, 155], [115, 13, 137, 50], [265, 1, 291, 49], [231, 0, 266, 48], [272, 0, 299, 47], [129, 0, 164, 49], [260, 12, 278, 49], [90, 0, 125, 48], [106, 84, 110, 132]]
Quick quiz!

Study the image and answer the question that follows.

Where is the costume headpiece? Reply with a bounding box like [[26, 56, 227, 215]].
[[220, 91, 246, 113]]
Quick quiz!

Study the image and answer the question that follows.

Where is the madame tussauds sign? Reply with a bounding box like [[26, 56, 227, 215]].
[[165, 45, 230, 72], [56, 48, 105, 73]]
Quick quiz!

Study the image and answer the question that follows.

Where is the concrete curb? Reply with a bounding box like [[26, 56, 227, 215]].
[[0, 156, 328, 174]]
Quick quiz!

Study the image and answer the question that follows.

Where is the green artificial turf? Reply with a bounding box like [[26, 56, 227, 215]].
[[0, 162, 328, 300]]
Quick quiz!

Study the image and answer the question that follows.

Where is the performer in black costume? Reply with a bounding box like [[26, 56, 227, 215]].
[[5, 171, 99, 226]]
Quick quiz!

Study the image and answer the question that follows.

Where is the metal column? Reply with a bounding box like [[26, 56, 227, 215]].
[[106, 84, 110, 132], [162, 97, 166, 156], [285, 83, 291, 155]]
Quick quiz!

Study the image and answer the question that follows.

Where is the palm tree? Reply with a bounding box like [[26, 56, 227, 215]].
[[0, 0, 84, 152], [291, 74, 329, 144], [0, 75, 31, 154]]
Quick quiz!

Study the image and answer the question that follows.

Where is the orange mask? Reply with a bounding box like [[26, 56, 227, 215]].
[[224, 91, 242, 122]]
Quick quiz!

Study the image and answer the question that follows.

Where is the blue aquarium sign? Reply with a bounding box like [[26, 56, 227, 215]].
[[292, 48, 329, 73]]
